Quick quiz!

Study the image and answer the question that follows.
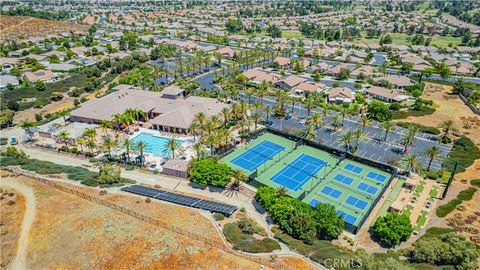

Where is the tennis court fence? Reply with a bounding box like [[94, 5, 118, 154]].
[[3, 167, 281, 269]]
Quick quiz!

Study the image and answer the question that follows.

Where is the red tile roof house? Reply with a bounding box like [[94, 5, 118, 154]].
[[242, 69, 282, 85], [328, 87, 354, 104], [274, 75, 306, 90], [326, 63, 350, 77], [215, 47, 236, 58], [350, 65, 375, 79], [374, 75, 414, 90], [273, 56, 290, 68], [292, 82, 327, 97], [22, 70, 59, 83], [363, 86, 410, 103]]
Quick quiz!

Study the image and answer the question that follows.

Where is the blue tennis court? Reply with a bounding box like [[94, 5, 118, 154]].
[[366, 171, 387, 183], [344, 164, 363, 174], [320, 186, 343, 200], [270, 154, 327, 191], [337, 209, 358, 225], [231, 140, 285, 171], [357, 182, 378, 195], [309, 199, 320, 207], [345, 195, 368, 210], [333, 173, 354, 186]]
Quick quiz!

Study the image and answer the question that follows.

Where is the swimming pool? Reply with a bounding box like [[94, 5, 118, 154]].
[[130, 132, 184, 158]]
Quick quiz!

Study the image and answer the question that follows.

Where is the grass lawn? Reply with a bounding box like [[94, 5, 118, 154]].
[[428, 185, 440, 201], [403, 204, 414, 218], [457, 188, 476, 201], [357, 32, 462, 47], [471, 179, 480, 188], [414, 181, 426, 197], [282, 30, 304, 39], [414, 210, 429, 231], [436, 198, 462, 217]]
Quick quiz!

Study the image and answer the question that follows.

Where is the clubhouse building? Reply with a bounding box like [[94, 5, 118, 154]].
[[70, 85, 228, 133]]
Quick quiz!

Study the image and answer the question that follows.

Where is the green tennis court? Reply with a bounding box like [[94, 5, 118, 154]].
[[222, 132, 392, 230]]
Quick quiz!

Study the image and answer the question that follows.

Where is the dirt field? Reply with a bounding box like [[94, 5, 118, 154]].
[[0, 171, 312, 270], [0, 186, 25, 269], [399, 82, 480, 145], [0, 16, 86, 42]]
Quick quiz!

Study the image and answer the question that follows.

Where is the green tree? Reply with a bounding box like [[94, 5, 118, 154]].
[[164, 138, 182, 159], [287, 211, 317, 244], [20, 119, 37, 141], [314, 203, 344, 240], [58, 130, 70, 147], [372, 212, 413, 247], [97, 163, 121, 185], [189, 158, 233, 188], [424, 146, 441, 172]]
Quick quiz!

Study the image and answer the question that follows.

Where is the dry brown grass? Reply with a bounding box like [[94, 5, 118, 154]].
[[0, 15, 86, 42], [0, 185, 25, 269], [398, 82, 480, 145], [0, 171, 312, 270]]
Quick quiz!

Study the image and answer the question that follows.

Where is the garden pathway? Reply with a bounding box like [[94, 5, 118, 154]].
[[410, 180, 434, 224]]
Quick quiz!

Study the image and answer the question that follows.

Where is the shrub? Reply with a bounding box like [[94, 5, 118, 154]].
[[436, 198, 462, 217], [213, 213, 225, 221], [372, 212, 413, 247], [188, 158, 233, 188], [457, 188, 476, 201], [223, 222, 280, 253], [395, 122, 440, 135], [470, 179, 480, 187], [442, 136, 480, 173]]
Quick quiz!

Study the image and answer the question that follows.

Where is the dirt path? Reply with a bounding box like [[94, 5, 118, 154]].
[[0, 178, 37, 270]]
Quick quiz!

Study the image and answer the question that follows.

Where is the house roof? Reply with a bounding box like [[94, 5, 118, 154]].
[[294, 82, 326, 93], [281, 75, 306, 88], [70, 88, 228, 129], [273, 56, 290, 66], [23, 69, 54, 82], [374, 75, 413, 87], [328, 87, 354, 100], [162, 85, 185, 96], [364, 86, 405, 102]]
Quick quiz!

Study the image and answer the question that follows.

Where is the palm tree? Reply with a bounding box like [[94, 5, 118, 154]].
[[331, 114, 342, 132], [423, 145, 441, 172], [402, 126, 419, 154], [439, 120, 455, 139], [57, 109, 69, 124], [86, 139, 97, 155], [263, 105, 272, 123], [353, 128, 365, 151], [305, 124, 316, 141], [275, 186, 288, 197], [134, 141, 148, 166], [187, 122, 200, 141], [360, 115, 370, 132], [381, 120, 394, 141], [338, 130, 354, 152], [20, 119, 37, 141], [83, 128, 97, 140], [102, 136, 117, 157], [220, 107, 231, 127], [58, 130, 70, 147], [399, 153, 422, 173], [305, 97, 316, 116], [165, 138, 181, 159], [191, 143, 204, 160], [76, 137, 86, 153], [251, 112, 262, 131], [205, 134, 219, 156], [273, 88, 288, 110], [231, 169, 248, 191], [311, 112, 323, 129], [123, 137, 132, 162], [99, 120, 112, 137]]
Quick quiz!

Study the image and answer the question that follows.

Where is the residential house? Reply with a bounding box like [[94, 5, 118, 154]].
[[292, 82, 327, 97], [274, 75, 306, 90], [273, 56, 290, 68], [363, 86, 409, 103], [0, 74, 20, 91], [350, 65, 375, 79], [328, 87, 354, 103], [22, 69, 58, 83], [374, 75, 414, 90]]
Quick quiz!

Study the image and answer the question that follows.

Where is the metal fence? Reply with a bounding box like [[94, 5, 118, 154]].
[[2, 167, 281, 269]]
